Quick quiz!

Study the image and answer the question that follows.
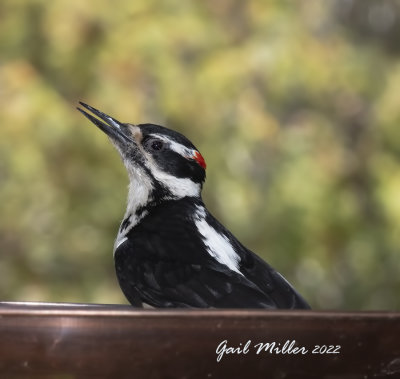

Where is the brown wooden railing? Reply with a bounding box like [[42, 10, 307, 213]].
[[0, 302, 399, 378]]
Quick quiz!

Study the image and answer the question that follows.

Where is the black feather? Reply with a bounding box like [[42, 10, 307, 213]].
[[114, 197, 310, 309]]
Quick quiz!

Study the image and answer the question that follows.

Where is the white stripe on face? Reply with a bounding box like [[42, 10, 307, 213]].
[[150, 164, 201, 198], [148, 133, 197, 159], [142, 133, 202, 198]]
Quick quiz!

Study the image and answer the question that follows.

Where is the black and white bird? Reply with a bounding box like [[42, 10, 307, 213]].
[[77, 102, 310, 309]]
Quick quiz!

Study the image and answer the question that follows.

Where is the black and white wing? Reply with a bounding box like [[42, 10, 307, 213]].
[[114, 200, 310, 309]]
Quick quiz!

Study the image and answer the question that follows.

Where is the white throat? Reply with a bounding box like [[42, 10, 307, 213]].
[[126, 166, 153, 216], [113, 163, 201, 255], [114, 166, 153, 255]]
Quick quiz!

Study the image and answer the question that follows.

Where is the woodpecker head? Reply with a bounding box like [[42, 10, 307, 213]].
[[77, 102, 206, 212]]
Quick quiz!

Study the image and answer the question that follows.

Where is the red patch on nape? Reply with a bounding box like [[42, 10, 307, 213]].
[[193, 151, 207, 169]]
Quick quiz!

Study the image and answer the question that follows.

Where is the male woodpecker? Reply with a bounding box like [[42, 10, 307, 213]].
[[77, 102, 310, 309]]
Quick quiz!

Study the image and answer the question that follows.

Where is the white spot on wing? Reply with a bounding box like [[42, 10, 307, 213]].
[[194, 206, 242, 275]]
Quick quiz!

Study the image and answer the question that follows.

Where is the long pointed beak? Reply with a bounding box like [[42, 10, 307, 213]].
[[77, 102, 134, 144]]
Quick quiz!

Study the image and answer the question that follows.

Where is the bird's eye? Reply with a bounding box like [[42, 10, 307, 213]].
[[150, 140, 164, 151]]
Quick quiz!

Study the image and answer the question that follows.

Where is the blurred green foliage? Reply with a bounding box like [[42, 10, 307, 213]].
[[1, 0, 400, 309]]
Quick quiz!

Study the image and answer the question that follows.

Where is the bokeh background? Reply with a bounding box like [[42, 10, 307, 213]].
[[1, 0, 400, 309]]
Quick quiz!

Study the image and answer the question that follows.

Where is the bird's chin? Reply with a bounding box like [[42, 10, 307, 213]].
[[123, 156, 150, 183]]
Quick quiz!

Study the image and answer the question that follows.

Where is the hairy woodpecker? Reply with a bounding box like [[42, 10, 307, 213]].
[[77, 102, 310, 309]]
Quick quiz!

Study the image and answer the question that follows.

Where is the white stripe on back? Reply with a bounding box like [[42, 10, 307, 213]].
[[193, 206, 242, 275]]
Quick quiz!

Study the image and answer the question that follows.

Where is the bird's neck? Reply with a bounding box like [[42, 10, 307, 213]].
[[121, 180, 157, 234], [124, 167, 203, 218], [114, 179, 203, 254]]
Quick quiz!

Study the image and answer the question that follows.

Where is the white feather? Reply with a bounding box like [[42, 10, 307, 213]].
[[194, 206, 242, 275], [114, 166, 153, 256], [149, 133, 196, 158], [151, 168, 201, 199], [125, 165, 153, 213], [114, 236, 128, 253], [113, 132, 201, 256]]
